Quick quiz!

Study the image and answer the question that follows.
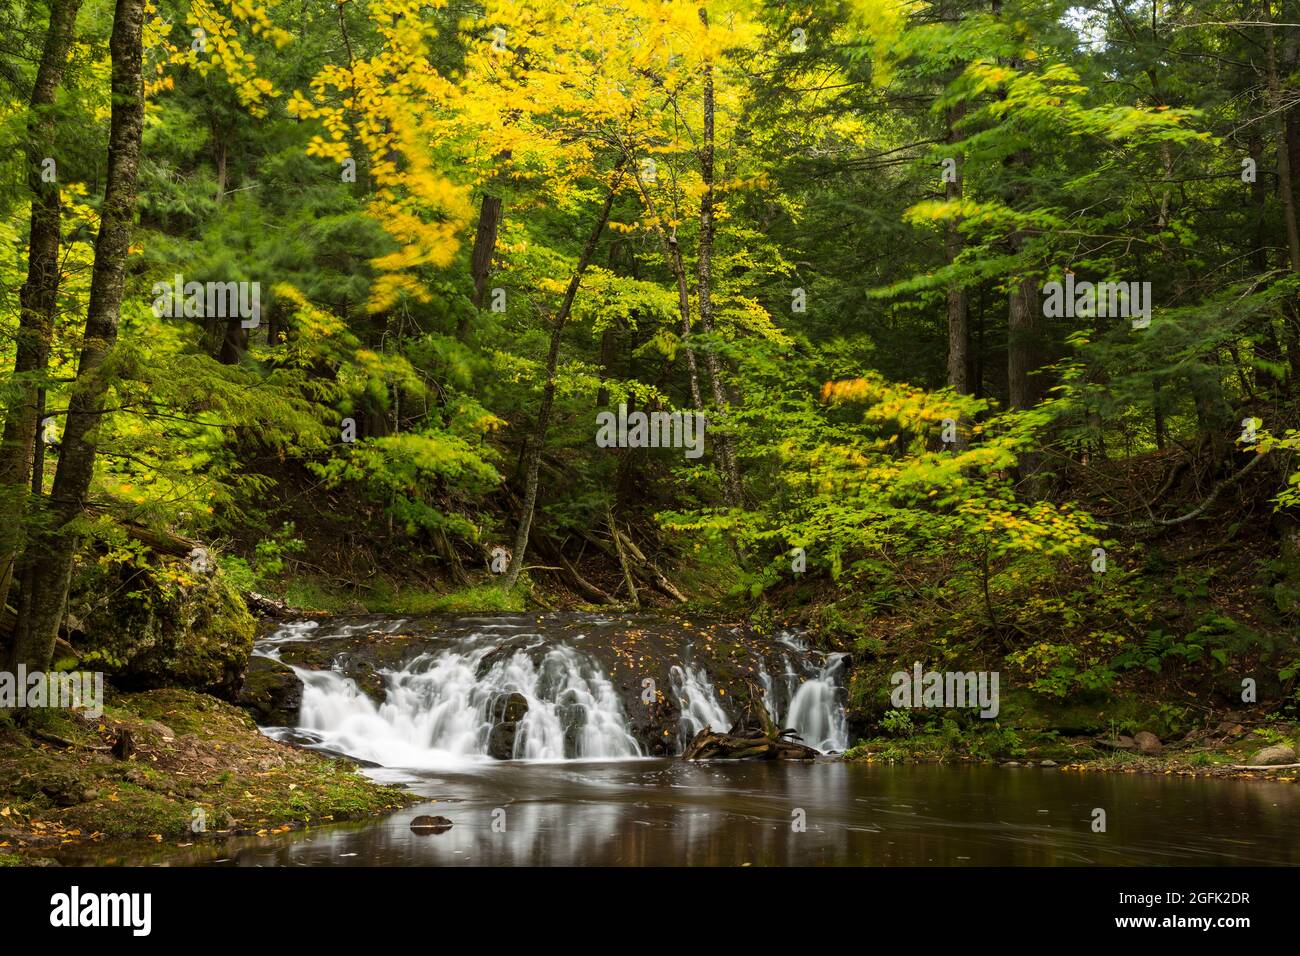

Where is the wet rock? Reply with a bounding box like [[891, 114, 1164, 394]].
[[484, 692, 529, 759], [335, 653, 386, 703], [236, 656, 303, 726], [490, 692, 529, 724], [1247, 743, 1297, 766], [1134, 731, 1163, 755], [409, 814, 453, 834], [1040, 759, 1058, 767], [487, 722, 518, 760]]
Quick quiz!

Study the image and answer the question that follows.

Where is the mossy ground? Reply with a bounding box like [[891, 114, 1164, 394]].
[[0, 687, 415, 863], [842, 713, 1300, 780], [263, 573, 533, 615]]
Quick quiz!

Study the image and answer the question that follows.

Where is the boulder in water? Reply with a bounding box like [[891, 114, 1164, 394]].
[[487, 722, 519, 760], [491, 692, 529, 724], [409, 814, 453, 834], [486, 692, 530, 759]]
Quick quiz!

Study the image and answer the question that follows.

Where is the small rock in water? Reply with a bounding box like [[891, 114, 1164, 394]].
[[409, 814, 454, 835], [1040, 759, 1058, 767], [1001, 761, 1020, 767]]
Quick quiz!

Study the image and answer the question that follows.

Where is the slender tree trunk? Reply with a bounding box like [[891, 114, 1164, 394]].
[[459, 149, 511, 338], [695, 9, 743, 507], [460, 192, 503, 337], [943, 95, 970, 450], [1269, 11, 1300, 383], [1153, 379, 1167, 451], [9, 0, 146, 673], [1269, 23, 1300, 274], [629, 166, 704, 411], [0, 0, 84, 617], [503, 163, 625, 589], [1006, 273, 1039, 410]]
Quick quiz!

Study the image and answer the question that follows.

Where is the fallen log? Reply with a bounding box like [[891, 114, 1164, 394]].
[[608, 508, 640, 608], [244, 591, 296, 619], [577, 525, 688, 604], [682, 727, 820, 760], [532, 532, 617, 605]]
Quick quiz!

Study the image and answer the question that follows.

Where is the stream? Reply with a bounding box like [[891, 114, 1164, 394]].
[[60, 613, 1300, 866]]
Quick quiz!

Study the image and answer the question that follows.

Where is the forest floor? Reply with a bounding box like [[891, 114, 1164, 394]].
[[842, 722, 1300, 780], [0, 687, 415, 865]]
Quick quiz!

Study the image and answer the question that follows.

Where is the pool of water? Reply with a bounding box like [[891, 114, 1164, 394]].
[[55, 759, 1300, 866]]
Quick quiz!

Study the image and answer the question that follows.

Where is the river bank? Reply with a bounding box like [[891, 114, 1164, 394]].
[[0, 687, 415, 866], [5, 602, 1298, 867]]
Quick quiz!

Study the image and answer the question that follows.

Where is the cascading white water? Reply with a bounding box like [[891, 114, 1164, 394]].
[[784, 653, 849, 751], [279, 637, 641, 767], [670, 663, 733, 738], [258, 618, 849, 765]]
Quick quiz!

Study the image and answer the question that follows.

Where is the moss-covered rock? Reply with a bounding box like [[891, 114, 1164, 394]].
[[66, 555, 256, 701], [236, 656, 303, 726]]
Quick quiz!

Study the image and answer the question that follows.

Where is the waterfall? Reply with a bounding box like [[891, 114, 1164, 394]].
[[669, 663, 732, 738], [784, 653, 849, 751], [257, 616, 849, 765], [269, 634, 641, 767]]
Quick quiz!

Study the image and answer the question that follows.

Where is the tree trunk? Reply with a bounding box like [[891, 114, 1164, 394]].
[[630, 169, 705, 412], [695, 9, 743, 507], [943, 97, 970, 450], [8, 0, 146, 673], [0, 0, 84, 615], [460, 191, 504, 338], [1269, 12, 1300, 383], [1006, 274, 1039, 410], [1269, 23, 1300, 274], [502, 163, 625, 590]]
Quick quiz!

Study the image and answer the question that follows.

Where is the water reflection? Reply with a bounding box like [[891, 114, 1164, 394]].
[[54, 761, 1300, 867]]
